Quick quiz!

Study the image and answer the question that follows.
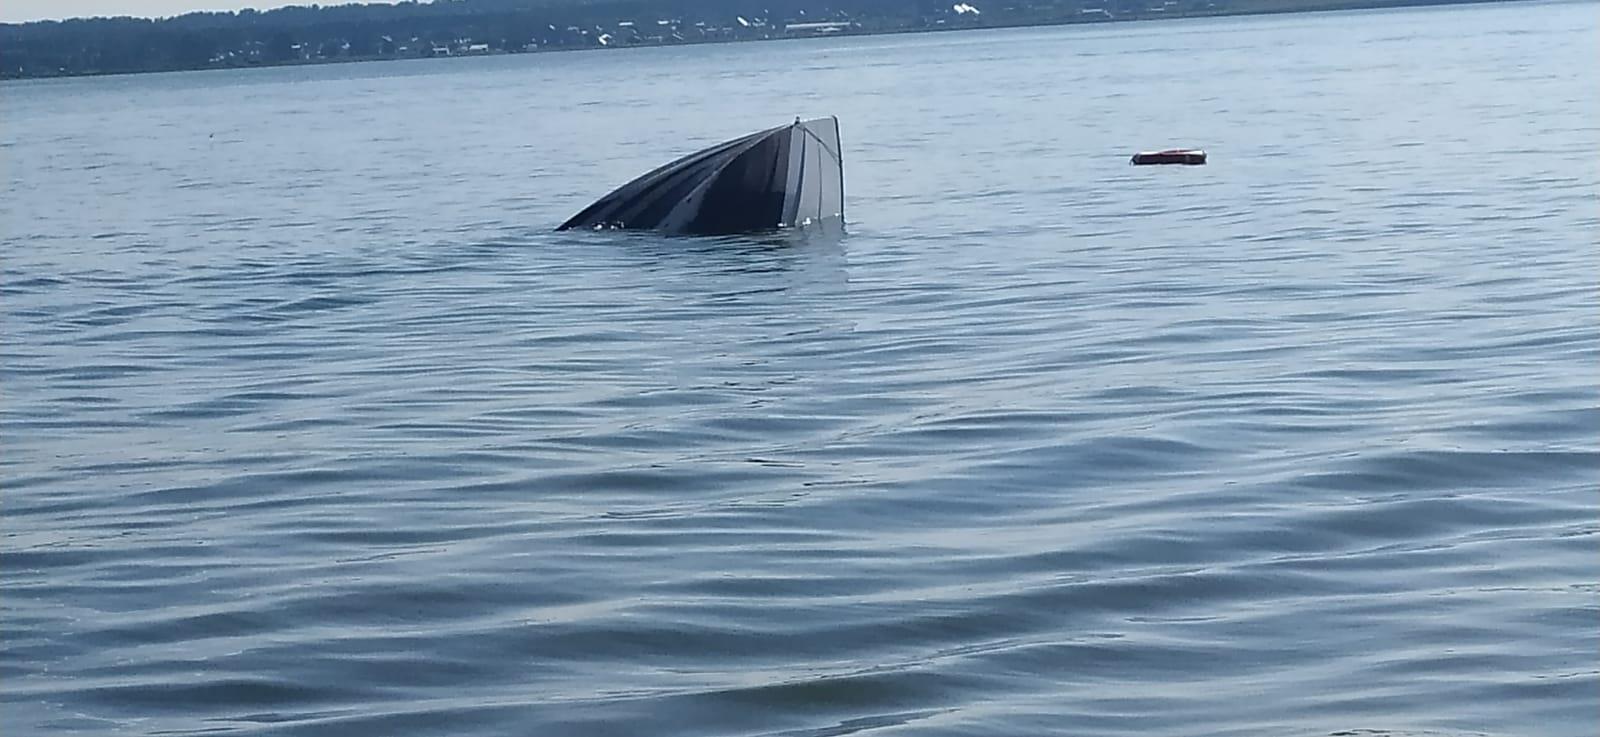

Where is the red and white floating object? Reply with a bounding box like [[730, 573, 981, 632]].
[[1130, 149, 1207, 165]]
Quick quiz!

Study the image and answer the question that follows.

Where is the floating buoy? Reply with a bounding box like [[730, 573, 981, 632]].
[[1131, 149, 1207, 166]]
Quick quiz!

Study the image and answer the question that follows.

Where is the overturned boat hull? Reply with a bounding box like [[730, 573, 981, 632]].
[[558, 117, 844, 235]]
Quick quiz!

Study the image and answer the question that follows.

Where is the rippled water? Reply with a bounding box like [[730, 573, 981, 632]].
[[3, 2, 1598, 735]]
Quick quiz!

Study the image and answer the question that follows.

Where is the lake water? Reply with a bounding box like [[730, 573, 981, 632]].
[[2, 2, 1597, 735]]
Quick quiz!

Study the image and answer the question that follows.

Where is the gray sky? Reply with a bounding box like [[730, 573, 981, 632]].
[[1, 1, 397, 23]]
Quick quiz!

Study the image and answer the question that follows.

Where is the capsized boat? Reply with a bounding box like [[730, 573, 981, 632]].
[[559, 117, 844, 235]]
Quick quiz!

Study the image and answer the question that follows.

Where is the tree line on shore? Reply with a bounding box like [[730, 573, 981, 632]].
[[1, 0, 1492, 79]]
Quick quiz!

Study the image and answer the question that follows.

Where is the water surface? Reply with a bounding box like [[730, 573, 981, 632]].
[[3, 2, 1597, 736]]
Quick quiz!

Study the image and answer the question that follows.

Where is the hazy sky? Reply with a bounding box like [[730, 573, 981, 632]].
[[1, 1, 398, 23]]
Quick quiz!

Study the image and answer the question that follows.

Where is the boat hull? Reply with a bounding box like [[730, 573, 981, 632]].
[[558, 117, 845, 235]]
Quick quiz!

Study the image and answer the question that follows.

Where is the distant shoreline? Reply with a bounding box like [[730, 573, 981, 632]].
[[0, 0, 1522, 81]]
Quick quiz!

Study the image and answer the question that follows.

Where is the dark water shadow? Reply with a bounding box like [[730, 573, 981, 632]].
[[549, 219, 847, 254], [542, 221, 852, 284]]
